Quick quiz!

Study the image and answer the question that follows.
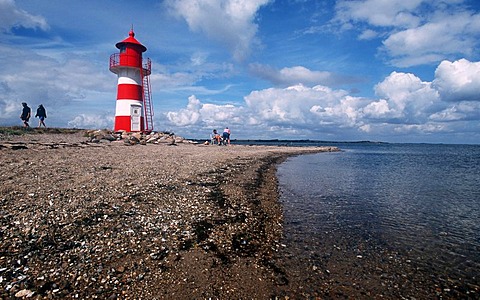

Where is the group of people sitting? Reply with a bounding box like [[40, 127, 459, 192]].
[[210, 127, 231, 145]]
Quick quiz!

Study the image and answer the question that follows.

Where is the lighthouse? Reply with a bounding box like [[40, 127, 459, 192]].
[[109, 29, 153, 132]]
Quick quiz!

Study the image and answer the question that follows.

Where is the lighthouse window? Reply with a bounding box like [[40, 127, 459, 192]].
[[120, 45, 126, 53]]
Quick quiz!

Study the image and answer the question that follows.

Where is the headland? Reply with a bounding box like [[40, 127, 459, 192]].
[[0, 128, 338, 299]]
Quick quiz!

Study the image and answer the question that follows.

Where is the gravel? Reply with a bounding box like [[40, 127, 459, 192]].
[[0, 130, 338, 299]]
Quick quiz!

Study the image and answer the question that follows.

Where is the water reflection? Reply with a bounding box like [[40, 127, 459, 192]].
[[277, 144, 480, 297]]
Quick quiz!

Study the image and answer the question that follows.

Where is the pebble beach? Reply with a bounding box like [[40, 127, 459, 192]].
[[0, 129, 339, 299]]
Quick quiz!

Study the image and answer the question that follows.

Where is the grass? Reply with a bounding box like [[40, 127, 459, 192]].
[[0, 126, 83, 136]]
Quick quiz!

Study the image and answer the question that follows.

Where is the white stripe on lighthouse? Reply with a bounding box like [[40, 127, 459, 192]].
[[115, 99, 144, 116], [117, 68, 142, 85]]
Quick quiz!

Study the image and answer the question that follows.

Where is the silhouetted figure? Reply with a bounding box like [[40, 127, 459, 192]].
[[35, 104, 47, 128], [20, 102, 31, 128]]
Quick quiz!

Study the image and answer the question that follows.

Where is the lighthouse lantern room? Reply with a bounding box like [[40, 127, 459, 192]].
[[109, 29, 153, 132]]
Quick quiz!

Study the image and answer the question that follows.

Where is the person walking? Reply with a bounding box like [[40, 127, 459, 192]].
[[20, 102, 31, 128], [223, 127, 231, 145], [35, 104, 47, 128]]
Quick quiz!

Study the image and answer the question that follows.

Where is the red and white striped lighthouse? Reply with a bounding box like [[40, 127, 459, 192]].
[[109, 29, 153, 132]]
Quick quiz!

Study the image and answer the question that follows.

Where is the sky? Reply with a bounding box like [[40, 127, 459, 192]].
[[1, 0, 480, 143]]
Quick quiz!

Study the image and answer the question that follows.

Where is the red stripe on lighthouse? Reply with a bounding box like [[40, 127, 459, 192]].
[[116, 84, 143, 100], [114, 116, 145, 132], [114, 116, 131, 132]]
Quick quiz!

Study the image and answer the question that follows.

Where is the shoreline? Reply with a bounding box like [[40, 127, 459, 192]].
[[0, 131, 338, 299]]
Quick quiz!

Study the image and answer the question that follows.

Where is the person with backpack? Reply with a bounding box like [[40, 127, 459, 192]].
[[35, 104, 47, 128], [20, 102, 31, 128]]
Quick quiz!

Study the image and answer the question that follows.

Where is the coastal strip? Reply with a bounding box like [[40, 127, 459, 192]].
[[0, 131, 339, 299]]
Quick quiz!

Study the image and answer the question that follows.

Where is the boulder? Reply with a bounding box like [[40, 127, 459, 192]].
[[81, 130, 192, 146]]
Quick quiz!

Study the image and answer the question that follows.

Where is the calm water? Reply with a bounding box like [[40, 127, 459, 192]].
[[277, 143, 480, 295]]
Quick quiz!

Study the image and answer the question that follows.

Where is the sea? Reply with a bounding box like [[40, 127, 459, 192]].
[[273, 142, 480, 297]]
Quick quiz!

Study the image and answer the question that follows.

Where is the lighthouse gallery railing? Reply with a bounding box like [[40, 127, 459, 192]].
[[109, 53, 151, 75]]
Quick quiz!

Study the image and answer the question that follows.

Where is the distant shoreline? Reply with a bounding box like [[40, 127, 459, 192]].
[[2, 126, 478, 146], [0, 126, 381, 144]]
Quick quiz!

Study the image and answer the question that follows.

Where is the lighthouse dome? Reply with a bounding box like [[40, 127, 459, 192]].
[[115, 29, 147, 52]]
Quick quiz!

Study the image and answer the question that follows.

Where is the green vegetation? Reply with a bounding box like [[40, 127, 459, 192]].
[[0, 127, 82, 136]]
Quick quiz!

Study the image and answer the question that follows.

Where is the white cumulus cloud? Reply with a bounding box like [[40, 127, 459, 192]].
[[166, 0, 270, 61], [383, 12, 480, 67], [249, 64, 334, 87], [433, 59, 480, 102], [248, 63, 361, 87], [429, 102, 480, 122], [165, 95, 244, 128], [333, 0, 480, 66], [164, 58, 480, 141], [244, 84, 366, 129], [67, 113, 114, 129], [334, 0, 423, 28], [166, 95, 202, 126], [373, 71, 439, 121]]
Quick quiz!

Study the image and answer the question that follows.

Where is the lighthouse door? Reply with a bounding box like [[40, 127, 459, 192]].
[[130, 104, 141, 131]]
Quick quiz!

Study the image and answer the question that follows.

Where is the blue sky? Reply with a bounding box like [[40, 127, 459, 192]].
[[1, 0, 480, 143]]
